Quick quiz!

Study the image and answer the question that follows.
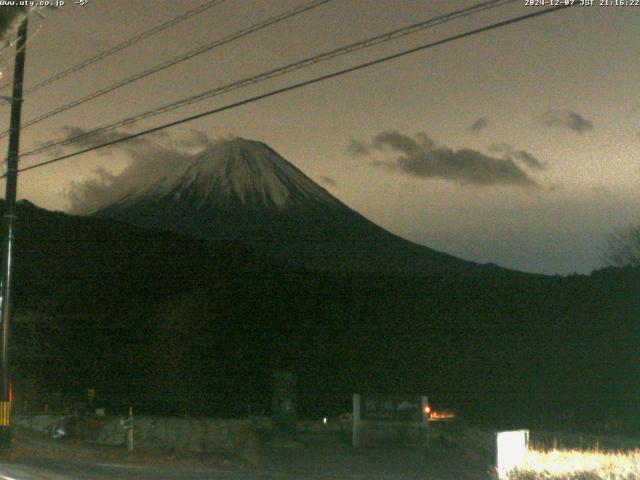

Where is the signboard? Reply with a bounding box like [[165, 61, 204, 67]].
[[362, 396, 424, 422], [353, 394, 429, 447], [496, 430, 529, 480]]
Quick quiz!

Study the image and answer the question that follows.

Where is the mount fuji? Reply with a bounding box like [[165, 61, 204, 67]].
[[94, 137, 511, 275]]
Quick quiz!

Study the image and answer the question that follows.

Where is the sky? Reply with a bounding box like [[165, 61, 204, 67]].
[[0, 0, 637, 275]]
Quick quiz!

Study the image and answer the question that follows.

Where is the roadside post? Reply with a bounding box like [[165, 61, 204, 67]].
[[270, 371, 298, 445], [120, 407, 134, 451], [352, 394, 361, 447], [421, 395, 430, 446]]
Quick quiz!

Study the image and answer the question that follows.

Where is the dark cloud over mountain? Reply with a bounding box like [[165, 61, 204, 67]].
[[490, 143, 547, 170], [57, 126, 216, 213], [349, 130, 540, 188]]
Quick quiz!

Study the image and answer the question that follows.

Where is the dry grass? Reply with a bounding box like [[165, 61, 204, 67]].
[[509, 448, 640, 479]]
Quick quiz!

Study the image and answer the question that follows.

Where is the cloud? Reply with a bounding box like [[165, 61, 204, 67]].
[[489, 143, 547, 170], [346, 139, 370, 157], [319, 176, 336, 186], [469, 117, 489, 133], [541, 110, 594, 133], [60, 127, 217, 214], [353, 130, 539, 188]]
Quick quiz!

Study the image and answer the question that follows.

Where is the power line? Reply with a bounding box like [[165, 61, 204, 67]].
[[0, 0, 332, 139], [12, 4, 575, 177], [24, 0, 514, 157], [0, 0, 226, 94]]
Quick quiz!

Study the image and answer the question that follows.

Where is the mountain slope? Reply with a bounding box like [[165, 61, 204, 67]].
[[95, 137, 516, 276], [0, 199, 294, 408]]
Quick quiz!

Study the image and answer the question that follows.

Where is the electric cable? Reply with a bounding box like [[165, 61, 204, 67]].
[[24, 0, 515, 157], [12, 4, 576, 177], [0, 0, 332, 139], [0, 0, 226, 94]]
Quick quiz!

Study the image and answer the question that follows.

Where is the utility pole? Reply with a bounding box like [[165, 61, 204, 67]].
[[0, 17, 28, 448]]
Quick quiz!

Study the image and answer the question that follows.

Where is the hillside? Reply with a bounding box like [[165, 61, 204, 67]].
[[1, 199, 638, 432]]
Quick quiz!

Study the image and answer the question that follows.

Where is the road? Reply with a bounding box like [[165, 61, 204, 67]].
[[0, 446, 490, 480], [1, 427, 492, 479], [0, 459, 439, 480], [0, 458, 294, 480]]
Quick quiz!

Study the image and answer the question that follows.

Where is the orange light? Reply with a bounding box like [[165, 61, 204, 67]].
[[430, 410, 456, 421], [424, 405, 431, 414]]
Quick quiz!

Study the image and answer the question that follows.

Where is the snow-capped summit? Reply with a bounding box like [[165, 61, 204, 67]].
[[95, 137, 505, 275], [169, 137, 341, 211], [110, 137, 342, 213]]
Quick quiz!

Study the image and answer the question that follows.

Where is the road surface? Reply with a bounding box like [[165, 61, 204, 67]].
[[0, 458, 287, 480], [1, 427, 492, 479], [0, 445, 491, 480]]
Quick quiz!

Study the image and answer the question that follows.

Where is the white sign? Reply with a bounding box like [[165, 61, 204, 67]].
[[496, 429, 529, 479]]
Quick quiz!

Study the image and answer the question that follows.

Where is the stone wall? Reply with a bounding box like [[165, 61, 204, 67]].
[[13, 414, 261, 457], [13, 414, 69, 435], [97, 416, 258, 454]]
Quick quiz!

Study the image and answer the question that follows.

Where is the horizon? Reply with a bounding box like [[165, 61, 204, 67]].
[[3, 133, 624, 279], [12, 131, 636, 277]]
